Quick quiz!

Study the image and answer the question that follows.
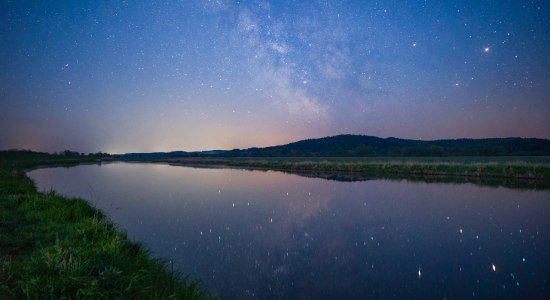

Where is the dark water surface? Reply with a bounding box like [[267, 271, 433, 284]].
[[28, 162, 549, 299]]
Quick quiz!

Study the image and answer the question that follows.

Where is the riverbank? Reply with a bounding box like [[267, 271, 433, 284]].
[[0, 153, 208, 299], [160, 156, 550, 189]]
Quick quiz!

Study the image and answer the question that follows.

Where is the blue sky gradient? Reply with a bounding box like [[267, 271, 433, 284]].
[[1, 0, 549, 153]]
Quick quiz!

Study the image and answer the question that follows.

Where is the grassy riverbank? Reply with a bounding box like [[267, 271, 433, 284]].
[[0, 152, 207, 299], [161, 156, 550, 189]]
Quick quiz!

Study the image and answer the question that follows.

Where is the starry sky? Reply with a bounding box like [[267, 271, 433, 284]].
[[1, 0, 549, 153]]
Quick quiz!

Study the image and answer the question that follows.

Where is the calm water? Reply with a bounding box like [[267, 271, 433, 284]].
[[28, 162, 549, 299]]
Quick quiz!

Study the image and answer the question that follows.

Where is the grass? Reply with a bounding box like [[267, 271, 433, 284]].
[[0, 153, 209, 299], [160, 156, 550, 189]]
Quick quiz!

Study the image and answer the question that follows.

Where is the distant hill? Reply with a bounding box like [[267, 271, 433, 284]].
[[119, 135, 550, 158]]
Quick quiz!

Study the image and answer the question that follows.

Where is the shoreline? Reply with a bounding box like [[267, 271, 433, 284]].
[[0, 155, 209, 299], [128, 156, 550, 190]]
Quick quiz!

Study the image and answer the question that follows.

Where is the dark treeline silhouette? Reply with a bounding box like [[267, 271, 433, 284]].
[[0, 149, 110, 160], [119, 135, 550, 159]]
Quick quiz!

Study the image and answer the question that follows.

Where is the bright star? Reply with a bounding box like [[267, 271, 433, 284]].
[[483, 47, 490, 53]]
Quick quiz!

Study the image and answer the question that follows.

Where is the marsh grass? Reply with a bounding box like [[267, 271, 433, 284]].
[[165, 156, 550, 189], [0, 154, 209, 299]]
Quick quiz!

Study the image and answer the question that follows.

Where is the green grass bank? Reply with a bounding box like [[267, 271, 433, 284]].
[[0, 152, 208, 299], [162, 156, 550, 189]]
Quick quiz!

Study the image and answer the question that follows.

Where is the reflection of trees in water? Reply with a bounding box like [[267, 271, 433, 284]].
[[273, 169, 549, 190], [171, 162, 549, 190]]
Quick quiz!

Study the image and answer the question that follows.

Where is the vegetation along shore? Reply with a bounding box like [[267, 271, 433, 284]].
[[0, 151, 208, 299], [158, 156, 550, 190], [116, 135, 550, 189]]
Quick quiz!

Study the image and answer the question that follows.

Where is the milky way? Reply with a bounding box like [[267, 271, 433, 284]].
[[1, 1, 549, 153]]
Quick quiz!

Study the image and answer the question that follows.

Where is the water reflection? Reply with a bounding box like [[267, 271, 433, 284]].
[[176, 164, 549, 190], [28, 162, 550, 299]]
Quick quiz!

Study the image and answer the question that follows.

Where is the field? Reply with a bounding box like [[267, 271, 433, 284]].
[[0, 153, 208, 299], [159, 156, 550, 189]]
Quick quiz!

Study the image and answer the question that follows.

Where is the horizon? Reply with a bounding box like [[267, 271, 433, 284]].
[[97, 134, 550, 155], [2, 1, 549, 153], [3, 133, 549, 155]]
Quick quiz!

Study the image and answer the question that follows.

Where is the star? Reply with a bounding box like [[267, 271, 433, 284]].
[[483, 47, 490, 53]]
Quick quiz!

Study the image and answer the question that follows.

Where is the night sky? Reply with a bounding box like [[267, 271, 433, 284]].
[[1, 1, 549, 153]]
